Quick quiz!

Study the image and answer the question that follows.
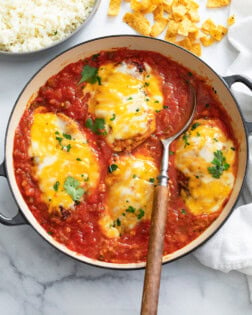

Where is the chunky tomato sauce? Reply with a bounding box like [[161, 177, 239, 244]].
[[13, 49, 237, 263]]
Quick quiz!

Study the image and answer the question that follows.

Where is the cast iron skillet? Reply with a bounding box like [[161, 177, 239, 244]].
[[0, 35, 252, 269]]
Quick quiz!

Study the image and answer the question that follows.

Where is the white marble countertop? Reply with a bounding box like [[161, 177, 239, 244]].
[[0, 1, 252, 314]]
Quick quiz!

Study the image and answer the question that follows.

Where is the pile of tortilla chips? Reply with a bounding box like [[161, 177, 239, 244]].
[[108, 0, 235, 56]]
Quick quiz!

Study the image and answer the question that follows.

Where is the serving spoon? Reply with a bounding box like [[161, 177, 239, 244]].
[[141, 84, 196, 315]]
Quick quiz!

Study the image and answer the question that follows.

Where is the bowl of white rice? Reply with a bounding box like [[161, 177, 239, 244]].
[[0, 0, 100, 54]]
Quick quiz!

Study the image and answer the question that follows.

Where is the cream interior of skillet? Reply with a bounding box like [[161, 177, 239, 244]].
[[13, 48, 237, 263]]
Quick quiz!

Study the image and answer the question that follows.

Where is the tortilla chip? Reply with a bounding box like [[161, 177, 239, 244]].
[[206, 0, 230, 8], [178, 17, 196, 36], [108, 0, 122, 16], [176, 37, 192, 50], [163, 1, 172, 13], [227, 15, 235, 26], [131, 0, 157, 13], [165, 34, 177, 43], [200, 35, 215, 46], [123, 12, 151, 36], [172, 4, 187, 21], [187, 8, 200, 22], [188, 29, 199, 41], [186, 0, 199, 9], [211, 25, 227, 41], [153, 4, 164, 20], [201, 19, 216, 35], [190, 42, 201, 56], [151, 17, 168, 36], [166, 20, 179, 35]]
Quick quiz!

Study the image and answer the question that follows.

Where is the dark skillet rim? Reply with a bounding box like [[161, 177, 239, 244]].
[[3, 34, 249, 270]]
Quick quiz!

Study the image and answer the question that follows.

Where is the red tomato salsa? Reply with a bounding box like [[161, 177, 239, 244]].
[[13, 49, 237, 264]]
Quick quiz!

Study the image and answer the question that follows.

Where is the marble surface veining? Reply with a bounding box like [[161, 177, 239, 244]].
[[0, 1, 252, 314]]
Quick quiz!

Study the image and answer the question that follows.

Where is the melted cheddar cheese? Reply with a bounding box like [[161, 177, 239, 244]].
[[99, 153, 159, 238], [175, 119, 236, 215], [29, 109, 100, 212], [84, 62, 163, 151]]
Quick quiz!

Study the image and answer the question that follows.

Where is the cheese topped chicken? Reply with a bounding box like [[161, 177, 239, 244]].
[[175, 119, 236, 215], [84, 61, 164, 151], [99, 153, 159, 238], [29, 109, 100, 213]]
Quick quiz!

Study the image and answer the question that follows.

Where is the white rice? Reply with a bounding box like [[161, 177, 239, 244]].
[[0, 0, 95, 53]]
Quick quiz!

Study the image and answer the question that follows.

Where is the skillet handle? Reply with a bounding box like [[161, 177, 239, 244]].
[[0, 161, 28, 226], [223, 75, 252, 133]]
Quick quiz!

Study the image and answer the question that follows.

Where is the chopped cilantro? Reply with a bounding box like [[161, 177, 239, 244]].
[[144, 82, 150, 87], [208, 150, 230, 179], [163, 105, 169, 109], [63, 133, 72, 140], [188, 71, 193, 77], [182, 133, 190, 147], [149, 178, 155, 183], [205, 103, 210, 108], [196, 132, 201, 137], [145, 98, 150, 102], [116, 218, 121, 226], [137, 209, 145, 220], [64, 176, 84, 201], [55, 131, 60, 135], [136, 108, 140, 112], [62, 144, 71, 152], [91, 53, 100, 61], [155, 110, 161, 113], [169, 150, 175, 155], [79, 65, 101, 85], [181, 209, 187, 214], [110, 113, 116, 121], [133, 174, 137, 179], [195, 175, 200, 179], [76, 158, 82, 161], [47, 231, 53, 235], [231, 147, 236, 151], [126, 206, 135, 213], [96, 76, 102, 85], [85, 118, 106, 135], [56, 136, 63, 144], [84, 175, 89, 182], [127, 96, 133, 101], [108, 164, 118, 173], [53, 181, 60, 192], [154, 100, 159, 103], [191, 122, 200, 130]]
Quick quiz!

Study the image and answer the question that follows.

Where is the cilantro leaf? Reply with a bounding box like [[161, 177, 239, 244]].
[[79, 65, 101, 84], [108, 164, 118, 173], [137, 209, 145, 220], [63, 133, 72, 140], [53, 181, 60, 191], [208, 150, 230, 179], [64, 176, 84, 201], [182, 133, 190, 147], [110, 113, 116, 121], [191, 122, 200, 130], [85, 118, 107, 135], [126, 206, 136, 213]]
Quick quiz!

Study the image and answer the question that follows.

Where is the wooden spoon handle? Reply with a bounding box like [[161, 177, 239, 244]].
[[141, 185, 169, 315]]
